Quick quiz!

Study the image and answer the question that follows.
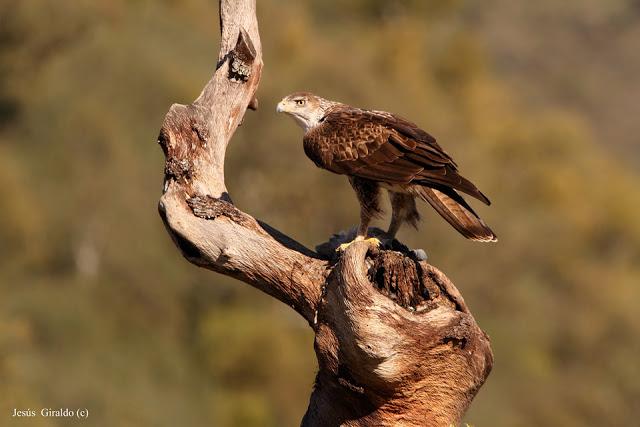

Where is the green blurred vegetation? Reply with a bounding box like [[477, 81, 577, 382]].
[[1, 0, 638, 426]]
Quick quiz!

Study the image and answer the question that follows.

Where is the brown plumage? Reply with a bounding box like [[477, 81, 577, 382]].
[[277, 92, 497, 243]]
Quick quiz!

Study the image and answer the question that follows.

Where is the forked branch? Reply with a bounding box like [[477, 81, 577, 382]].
[[156, 1, 492, 425]]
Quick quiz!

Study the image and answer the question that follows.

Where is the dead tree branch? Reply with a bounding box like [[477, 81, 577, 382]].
[[156, 1, 492, 425]]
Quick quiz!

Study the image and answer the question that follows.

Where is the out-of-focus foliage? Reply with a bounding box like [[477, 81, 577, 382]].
[[0, 0, 638, 426], [474, 0, 640, 167]]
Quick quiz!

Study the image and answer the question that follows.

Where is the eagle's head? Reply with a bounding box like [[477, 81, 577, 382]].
[[276, 92, 338, 132]]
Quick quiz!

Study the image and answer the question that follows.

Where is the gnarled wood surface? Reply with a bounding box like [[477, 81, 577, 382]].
[[156, 1, 493, 425]]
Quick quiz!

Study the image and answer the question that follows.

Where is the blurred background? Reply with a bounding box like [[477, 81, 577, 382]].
[[1, 0, 639, 426]]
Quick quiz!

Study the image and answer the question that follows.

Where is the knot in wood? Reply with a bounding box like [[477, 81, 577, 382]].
[[187, 195, 240, 221], [228, 28, 256, 82], [165, 157, 192, 181], [187, 194, 261, 232], [230, 57, 251, 82], [190, 119, 210, 144]]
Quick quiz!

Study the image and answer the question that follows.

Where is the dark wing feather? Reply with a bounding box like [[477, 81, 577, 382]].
[[414, 185, 497, 242], [303, 108, 490, 205]]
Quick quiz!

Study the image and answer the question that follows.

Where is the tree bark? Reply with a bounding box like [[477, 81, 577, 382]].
[[156, 1, 493, 426]]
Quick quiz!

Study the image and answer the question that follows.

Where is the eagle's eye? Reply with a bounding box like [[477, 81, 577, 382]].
[[295, 99, 306, 106]]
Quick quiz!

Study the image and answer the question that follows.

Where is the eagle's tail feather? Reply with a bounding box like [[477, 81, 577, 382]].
[[414, 186, 497, 242]]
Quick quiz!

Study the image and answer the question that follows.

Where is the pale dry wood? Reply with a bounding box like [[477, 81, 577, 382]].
[[156, 1, 492, 425]]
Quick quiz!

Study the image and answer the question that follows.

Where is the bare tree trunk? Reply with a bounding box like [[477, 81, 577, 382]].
[[156, 1, 493, 426]]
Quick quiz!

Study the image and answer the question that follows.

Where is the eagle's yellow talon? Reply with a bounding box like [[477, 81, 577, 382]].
[[337, 242, 353, 252], [337, 237, 381, 252], [364, 237, 381, 247]]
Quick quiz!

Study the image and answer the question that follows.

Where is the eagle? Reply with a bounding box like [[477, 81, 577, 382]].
[[276, 92, 497, 248]]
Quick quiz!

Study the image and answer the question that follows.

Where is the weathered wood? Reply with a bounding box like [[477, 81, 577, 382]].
[[306, 241, 492, 426], [156, 1, 492, 425]]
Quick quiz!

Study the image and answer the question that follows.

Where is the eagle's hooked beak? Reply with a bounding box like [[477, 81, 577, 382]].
[[276, 100, 286, 113]]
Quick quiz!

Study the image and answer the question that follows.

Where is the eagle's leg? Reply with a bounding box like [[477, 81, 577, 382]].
[[338, 177, 382, 251], [387, 191, 420, 239]]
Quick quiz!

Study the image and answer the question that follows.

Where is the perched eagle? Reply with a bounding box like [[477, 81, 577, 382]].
[[276, 92, 497, 247]]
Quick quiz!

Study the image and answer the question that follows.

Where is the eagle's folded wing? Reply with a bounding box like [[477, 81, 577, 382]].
[[304, 109, 491, 205]]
